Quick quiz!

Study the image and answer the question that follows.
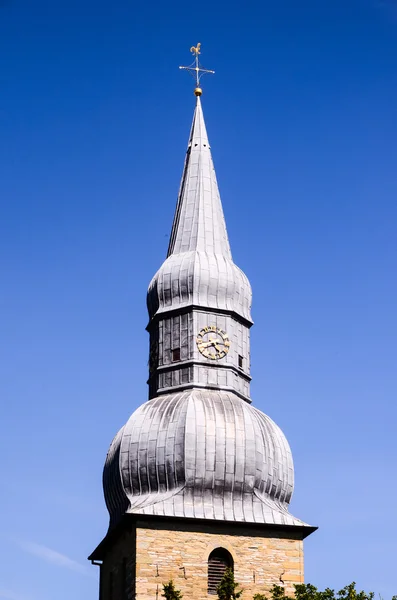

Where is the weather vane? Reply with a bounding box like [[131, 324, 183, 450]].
[[179, 43, 215, 97]]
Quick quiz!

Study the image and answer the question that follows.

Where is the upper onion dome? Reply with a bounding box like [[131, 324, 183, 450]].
[[147, 251, 252, 322], [103, 389, 308, 530]]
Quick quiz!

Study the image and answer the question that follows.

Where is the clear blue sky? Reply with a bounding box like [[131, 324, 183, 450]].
[[0, 1, 396, 599]]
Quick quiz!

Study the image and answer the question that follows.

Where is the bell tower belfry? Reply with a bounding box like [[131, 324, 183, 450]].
[[89, 45, 316, 600]]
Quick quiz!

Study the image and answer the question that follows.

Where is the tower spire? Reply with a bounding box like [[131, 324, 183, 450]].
[[167, 94, 232, 259]]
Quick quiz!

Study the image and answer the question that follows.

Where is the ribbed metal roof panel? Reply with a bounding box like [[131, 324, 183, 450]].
[[103, 390, 308, 529]]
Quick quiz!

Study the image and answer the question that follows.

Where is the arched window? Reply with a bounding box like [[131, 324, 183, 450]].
[[208, 548, 234, 595]]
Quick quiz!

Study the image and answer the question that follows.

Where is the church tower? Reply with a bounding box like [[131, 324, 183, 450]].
[[89, 47, 315, 600]]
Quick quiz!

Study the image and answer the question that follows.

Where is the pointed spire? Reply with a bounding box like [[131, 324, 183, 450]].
[[167, 97, 232, 259]]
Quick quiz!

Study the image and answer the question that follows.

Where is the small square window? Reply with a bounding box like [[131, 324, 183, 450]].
[[238, 355, 244, 369], [172, 348, 181, 362]]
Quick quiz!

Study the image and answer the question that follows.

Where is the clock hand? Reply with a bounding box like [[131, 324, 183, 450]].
[[201, 340, 215, 348], [200, 337, 226, 349], [208, 339, 223, 348]]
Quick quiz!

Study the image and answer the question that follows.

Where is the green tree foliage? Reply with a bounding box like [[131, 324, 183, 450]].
[[253, 582, 392, 600], [217, 568, 244, 600], [162, 580, 183, 600]]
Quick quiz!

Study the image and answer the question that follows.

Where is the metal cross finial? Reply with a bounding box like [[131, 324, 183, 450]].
[[179, 43, 215, 96]]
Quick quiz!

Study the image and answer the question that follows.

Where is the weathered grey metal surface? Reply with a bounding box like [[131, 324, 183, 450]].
[[102, 425, 129, 526], [103, 390, 308, 528], [147, 251, 252, 323], [168, 96, 231, 259], [147, 97, 252, 324], [102, 97, 311, 533], [146, 97, 253, 401]]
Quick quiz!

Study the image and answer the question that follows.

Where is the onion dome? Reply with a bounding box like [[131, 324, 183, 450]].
[[147, 252, 252, 323], [103, 390, 308, 529]]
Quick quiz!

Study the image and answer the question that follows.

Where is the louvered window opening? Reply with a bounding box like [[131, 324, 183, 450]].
[[208, 549, 233, 595]]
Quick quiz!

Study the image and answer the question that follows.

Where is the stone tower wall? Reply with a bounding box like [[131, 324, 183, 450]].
[[100, 519, 304, 600]]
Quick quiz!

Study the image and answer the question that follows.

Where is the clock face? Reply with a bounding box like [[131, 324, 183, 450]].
[[196, 326, 230, 360]]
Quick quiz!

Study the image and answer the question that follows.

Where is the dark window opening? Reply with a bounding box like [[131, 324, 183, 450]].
[[122, 558, 127, 600], [172, 348, 181, 362], [208, 548, 234, 595], [238, 355, 244, 369], [109, 571, 114, 600]]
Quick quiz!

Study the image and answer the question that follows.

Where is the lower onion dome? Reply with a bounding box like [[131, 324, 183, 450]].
[[103, 389, 308, 529]]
